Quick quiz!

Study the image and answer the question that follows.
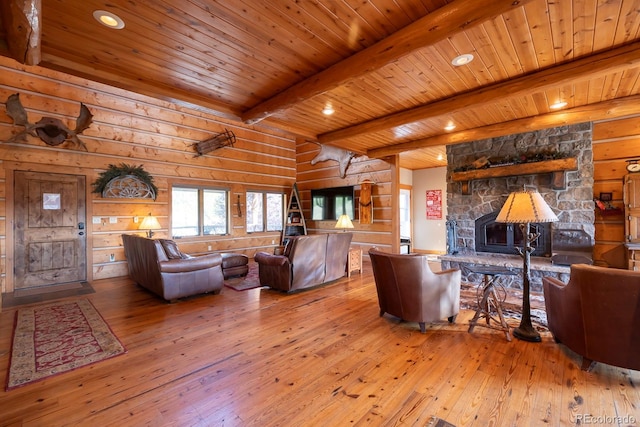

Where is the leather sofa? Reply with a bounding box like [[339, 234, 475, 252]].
[[122, 234, 224, 301], [369, 248, 461, 333], [543, 264, 640, 371], [254, 233, 352, 292]]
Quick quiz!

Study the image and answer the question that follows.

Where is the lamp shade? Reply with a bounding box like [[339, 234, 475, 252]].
[[496, 190, 559, 224], [140, 215, 161, 231], [335, 214, 354, 230]]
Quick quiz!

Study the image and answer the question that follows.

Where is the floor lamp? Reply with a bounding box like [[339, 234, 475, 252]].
[[496, 189, 558, 342]]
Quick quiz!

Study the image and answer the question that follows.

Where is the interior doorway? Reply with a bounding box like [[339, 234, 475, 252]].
[[400, 187, 411, 253], [13, 171, 87, 290]]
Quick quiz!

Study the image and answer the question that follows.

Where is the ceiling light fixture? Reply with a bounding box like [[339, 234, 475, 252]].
[[444, 122, 456, 131], [451, 53, 474, 66], [550, 101, 568, 110], [322, 104, 335, 115], [93, 10, 125, 29]]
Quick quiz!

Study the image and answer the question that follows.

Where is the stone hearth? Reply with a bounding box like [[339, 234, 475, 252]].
[[442, 123, 594, 291]]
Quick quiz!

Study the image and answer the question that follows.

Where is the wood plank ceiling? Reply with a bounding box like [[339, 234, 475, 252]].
[[2, 0, 640, 170]]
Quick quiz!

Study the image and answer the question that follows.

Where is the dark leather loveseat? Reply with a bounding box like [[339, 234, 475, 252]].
[[122, 234, 224, 301], [254, 233, 352, 292]]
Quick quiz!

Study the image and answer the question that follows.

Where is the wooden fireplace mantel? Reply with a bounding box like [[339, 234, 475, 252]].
[[450, 157, 578, 195]]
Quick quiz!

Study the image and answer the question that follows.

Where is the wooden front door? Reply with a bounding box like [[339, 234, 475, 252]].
[[14, 171, 87, 289]]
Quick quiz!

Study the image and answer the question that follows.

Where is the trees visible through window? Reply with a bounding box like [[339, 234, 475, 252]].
[[172, 186, 228, 237], [247, 191, 284, 232]]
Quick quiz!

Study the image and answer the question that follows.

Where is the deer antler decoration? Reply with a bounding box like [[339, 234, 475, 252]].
[[5, 93, 93, 151]]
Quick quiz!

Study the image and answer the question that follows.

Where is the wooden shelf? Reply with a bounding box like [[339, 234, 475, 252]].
[[451, 157, 577, 194], [282, 183, 307, 245]]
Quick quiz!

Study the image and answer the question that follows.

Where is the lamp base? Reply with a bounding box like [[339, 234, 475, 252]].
[[512, 325, 541, 342]]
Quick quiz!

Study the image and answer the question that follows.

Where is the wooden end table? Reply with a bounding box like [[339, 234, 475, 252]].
[[347, 247, 362, 277]]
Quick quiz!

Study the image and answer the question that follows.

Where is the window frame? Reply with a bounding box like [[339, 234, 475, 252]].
[[246, 190, 285, 233], [171, 184, 230, 238]]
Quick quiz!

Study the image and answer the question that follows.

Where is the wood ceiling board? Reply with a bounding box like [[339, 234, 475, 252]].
[[2, 0, 640, 169]]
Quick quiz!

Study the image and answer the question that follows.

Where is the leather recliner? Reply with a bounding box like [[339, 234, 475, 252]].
[[254, 233, 352, 292], [369, 248, 461, 333], [543, 263, 640, 371], [122, 234, 224, 301]]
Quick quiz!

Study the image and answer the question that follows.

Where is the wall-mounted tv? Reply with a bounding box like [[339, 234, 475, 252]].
[[311, 186, 355, 220]]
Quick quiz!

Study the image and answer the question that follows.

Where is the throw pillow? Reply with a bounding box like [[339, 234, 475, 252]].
[[160, 239, 184, 259]]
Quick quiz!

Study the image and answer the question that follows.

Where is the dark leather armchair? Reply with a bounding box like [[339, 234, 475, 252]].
[[369, 248, 461, 333], [122, 234, 224, 301], [543, 264, 640, 371]]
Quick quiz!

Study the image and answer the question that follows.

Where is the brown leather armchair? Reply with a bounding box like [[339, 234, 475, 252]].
[[122, 234, 224, 301], [368, 248, 461, 333], [543, 264, 640, 371]]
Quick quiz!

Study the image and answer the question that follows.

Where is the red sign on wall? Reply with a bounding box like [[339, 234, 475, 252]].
[[426, 189, 442, 220]]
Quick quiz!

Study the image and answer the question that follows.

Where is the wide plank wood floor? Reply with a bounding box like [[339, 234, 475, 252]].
[[0, 261, 638, 426]]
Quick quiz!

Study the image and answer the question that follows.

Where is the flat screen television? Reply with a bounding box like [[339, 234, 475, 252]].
[[311, 186, 355, 220]]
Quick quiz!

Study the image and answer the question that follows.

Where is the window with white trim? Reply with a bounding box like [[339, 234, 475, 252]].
[[246, 191, 284, 233], [171, 186, 229, 237]]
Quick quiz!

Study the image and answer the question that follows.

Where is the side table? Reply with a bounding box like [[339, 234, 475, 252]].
[[347, 247, 362, 277], [467, 265, 517, 342]]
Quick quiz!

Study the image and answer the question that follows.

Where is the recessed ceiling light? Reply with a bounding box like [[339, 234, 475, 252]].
[[444, 122, 456, 131], [550, 101, 568, 109], [322, 104, 335, 115], [93, 10, 125, 29], [437, 153, 444, 161], [451, 53, 474, 67]]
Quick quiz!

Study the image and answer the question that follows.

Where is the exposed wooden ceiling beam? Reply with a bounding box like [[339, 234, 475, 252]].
[[241, 0, 533, 125], [367, 94, 640, 158], [320, 41, 640, 144], [1, 0, 41, 65]]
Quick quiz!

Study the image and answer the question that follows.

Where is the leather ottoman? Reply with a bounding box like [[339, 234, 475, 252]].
[[221, 253, 249, 279]]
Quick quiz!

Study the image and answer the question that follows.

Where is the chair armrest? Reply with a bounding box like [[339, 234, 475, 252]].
[[159, 253, 222, 273], [542, 276, 566, 290], [435, 268, 460, 277], [255, 252, 289, 267]]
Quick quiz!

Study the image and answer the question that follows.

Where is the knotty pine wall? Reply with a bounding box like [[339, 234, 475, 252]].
[[592, 116, 640, 268], [296, 140, 398, 254], [0, 57, 399, 294], [0, 57, 298, 293]]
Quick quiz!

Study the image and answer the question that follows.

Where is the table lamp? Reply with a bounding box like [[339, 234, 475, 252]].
[[335, 214, 354, 231], [139, 214, 161, 238], [496, 189, 558, 342]]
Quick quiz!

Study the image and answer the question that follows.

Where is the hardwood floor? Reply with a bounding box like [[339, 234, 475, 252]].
[[0, 262, 638, 426]]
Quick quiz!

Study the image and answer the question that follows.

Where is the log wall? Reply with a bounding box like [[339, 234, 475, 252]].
[[592, 116, 640, 268], [0, 57, 298, 293], [295, 140, 397, 254]]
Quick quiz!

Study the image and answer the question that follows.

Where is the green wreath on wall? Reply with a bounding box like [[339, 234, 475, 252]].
[[92, 163, 158, 200]]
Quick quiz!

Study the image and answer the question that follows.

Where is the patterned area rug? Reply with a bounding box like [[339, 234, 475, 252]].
[[224, 262, 264, 291], [459, 282, 548, 331], [6, 299, 126, 390]]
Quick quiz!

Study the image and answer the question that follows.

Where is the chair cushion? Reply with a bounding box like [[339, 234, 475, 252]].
[[160, 239, 186, 259]]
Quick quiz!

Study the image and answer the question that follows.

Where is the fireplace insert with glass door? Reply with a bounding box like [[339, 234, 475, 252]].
[[475, 211, 551, 257]]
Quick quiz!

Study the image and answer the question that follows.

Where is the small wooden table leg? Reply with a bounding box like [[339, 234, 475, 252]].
[[468, 273, 512, 342]]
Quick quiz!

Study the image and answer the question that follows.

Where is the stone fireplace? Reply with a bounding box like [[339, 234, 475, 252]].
[[440, 123, 595, 291]]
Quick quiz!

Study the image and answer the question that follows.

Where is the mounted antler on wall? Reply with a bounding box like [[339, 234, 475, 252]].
[[194, 128, 236, 156], [4, 93, 93, 151]]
